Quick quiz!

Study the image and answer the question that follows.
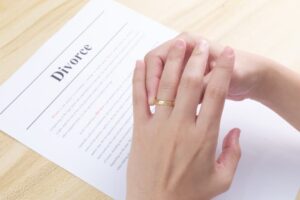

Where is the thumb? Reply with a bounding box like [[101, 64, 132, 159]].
[[217, 128, 242, 179]]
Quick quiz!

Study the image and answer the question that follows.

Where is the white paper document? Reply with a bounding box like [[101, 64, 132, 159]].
[[0, 1, 299, 199]]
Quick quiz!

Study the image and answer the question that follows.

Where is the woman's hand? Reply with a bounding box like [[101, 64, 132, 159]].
[[127, 40, 241, 200], [144, 33, 269, 102]]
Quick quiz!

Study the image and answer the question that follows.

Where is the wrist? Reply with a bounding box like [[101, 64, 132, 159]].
[[249, 58, 280, 103]]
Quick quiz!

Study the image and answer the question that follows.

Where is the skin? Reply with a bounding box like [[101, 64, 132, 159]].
[[127, 40, 241, 200], [143, 32, 300, 130], [250, 60, 300, 130], [127, 33, 300, 199]]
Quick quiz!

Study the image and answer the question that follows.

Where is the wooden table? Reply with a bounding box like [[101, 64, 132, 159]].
[[0, 0, 300, 199]]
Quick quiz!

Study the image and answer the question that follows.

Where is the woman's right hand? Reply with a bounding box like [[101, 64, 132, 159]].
[[144, 32, 269, 103]]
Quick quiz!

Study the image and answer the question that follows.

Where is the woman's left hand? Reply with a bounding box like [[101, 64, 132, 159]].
[[127, 39, 241, 200]]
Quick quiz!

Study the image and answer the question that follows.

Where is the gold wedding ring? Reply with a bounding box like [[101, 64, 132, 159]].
[[154, 98, 175, 107]]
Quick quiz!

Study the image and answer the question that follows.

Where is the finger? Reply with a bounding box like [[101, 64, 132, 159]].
[[155, 39, 187, 117], [145, 33, 202, 105], [216, 128, 241, 189], [145, 41, 172, 105], [199, 72, 212, 103], [144, 33, 222, 107], [178, 33, 223, 73], [132, 60, 151, 122], [197, 47, 235, 140], [173, 40, 209, 121]]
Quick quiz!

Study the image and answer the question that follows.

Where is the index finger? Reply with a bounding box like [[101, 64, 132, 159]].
[[197, 47, 235, 141]]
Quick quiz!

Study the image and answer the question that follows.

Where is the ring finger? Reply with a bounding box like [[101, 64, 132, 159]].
[[155, 39, 186, 118]]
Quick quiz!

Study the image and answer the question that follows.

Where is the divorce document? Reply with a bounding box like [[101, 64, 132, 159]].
[[0, 1, 300, 200]]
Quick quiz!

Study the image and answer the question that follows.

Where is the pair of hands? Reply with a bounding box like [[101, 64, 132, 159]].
[[145, 33, 267, 102], [127, 33, 266, 200]]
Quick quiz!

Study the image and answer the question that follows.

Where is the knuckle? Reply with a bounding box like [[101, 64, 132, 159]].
[[144, 51, 163, 69], [146, 76, 160, 84], [144, 51, 157, 62], [168, 49, 183, 60], [206, 85, 227, 100], [181, 73, 202, 89]]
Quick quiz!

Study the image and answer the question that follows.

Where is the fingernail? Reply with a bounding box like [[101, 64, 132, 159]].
[[198, 40, 209, 52], [175, 39, 186, 49]]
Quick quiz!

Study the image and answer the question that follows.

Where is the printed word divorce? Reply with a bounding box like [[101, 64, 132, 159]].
[[51, 45, 93, 82]]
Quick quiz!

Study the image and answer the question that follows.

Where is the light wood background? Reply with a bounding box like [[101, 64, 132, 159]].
[[0, 0, 300, 199]]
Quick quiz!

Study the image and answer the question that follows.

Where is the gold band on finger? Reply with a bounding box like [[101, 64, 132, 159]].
[[154, 98, 175, 107]]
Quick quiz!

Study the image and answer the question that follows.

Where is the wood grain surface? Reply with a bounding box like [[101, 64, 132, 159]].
[[0, 0, 300, 199]]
